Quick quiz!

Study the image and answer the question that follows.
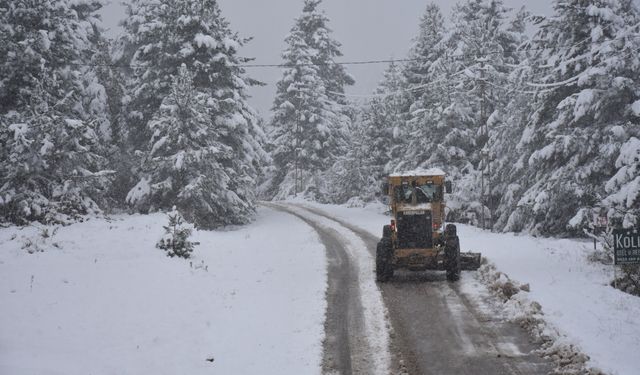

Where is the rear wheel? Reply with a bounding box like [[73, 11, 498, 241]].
[[376, 238, 393, 282], [445, 224, 461, 282]]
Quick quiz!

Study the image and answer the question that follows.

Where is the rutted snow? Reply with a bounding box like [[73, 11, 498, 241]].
[[282, 204, 392, 375], [0, 208, 327, 375]]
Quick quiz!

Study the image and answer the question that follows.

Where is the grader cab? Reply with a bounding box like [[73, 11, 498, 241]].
[[376, 168, 482, 282]]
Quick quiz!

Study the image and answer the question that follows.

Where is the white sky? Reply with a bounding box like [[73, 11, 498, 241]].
[[100, 0, 554, 117]]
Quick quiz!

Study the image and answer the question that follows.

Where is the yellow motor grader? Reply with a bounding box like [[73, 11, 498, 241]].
[[376, 168, 481, 282]]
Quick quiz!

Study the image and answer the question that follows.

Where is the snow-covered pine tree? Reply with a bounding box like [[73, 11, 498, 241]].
[[487, 10, 538, 232], [508, 0, 640, 235], [324, 119, 373, 205], [121, 0, 267, 226], [70, 0, 111, 139], [359, 61, 412, 186], [266, 1, 350, 200], [116, 0, 164, 151], [402, 3, 471, 177], [296, 0, 355, 104], [404, 3, 447, 99], [436, 0, 522, 227], [91, 37, 138, 209], [157, 206, 198, 259], [0, 0, 112, 224], [93, 38, 126, 147], [127, 65, 255, 228], [460, 5, 535, 231], [0, 76, 110, 225], [327, 61, 416, 204], [0, 0, 103, 113]]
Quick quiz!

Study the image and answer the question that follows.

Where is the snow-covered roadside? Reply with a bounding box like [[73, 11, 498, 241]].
[[461, 226, 640, 375], [0, 207, 327, 375], [302, 201, 640, 375], [282, 204, 392, 375]]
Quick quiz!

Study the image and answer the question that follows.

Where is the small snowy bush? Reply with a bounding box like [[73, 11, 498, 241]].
[[156, 208, 199, 259]]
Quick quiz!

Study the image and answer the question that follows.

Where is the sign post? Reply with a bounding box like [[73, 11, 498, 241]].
[[593, 209, 608, 251]]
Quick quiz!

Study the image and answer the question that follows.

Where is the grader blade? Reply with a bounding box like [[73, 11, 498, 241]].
[[460, 252, 482, 270]]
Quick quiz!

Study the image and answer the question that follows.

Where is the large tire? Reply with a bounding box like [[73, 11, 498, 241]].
[[376, 238, 394, 282], [444, 223, 457, 237], [382, 224, 393, 238], [445, 225, 461, 282]]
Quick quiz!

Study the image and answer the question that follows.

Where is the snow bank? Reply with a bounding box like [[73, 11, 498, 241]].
[[460, 225, 640, 375], [0, 208, 327, 375], [475, 262, 598, 374]]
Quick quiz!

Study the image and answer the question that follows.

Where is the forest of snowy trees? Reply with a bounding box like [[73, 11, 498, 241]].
[[261, 0, 640, 236], [1, 0, 639, 237], [262, 0, 640, 236], [0, 0, 267, 229]]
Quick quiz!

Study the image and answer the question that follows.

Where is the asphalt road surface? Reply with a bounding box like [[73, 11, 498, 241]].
[[265, 202, 553, 375]]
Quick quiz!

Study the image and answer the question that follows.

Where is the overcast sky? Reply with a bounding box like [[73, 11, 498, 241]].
[[99, 0, 555, 117]]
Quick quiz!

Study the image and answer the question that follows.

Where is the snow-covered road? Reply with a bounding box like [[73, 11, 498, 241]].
[[265, 202, 392, 375], [293, 202, 551, 375]]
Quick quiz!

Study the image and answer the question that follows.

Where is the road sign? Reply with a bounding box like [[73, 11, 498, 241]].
[[613, 228, 640, 265], [592, 208, 608, 228], [595, 215, 608, 228]]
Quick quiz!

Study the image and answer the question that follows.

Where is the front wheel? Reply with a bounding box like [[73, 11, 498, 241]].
[[445, 225, 461, 282], [376, 239, 393, 282]]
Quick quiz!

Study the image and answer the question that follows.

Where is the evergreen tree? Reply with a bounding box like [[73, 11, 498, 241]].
[[325, 118, 374, 204], [127, 65, 255, 228], [0, 76, 110, 224], [360, 61, 412, 186], [404, 3, 447, 94], [267, 0, 351, 200], [506, 0, 640, 234], [296, 0, 355, 104], [0, 0, 105, 114], [117, 0, 165, 150], [92, 38, 137, 209], [476, 6, 534, 231], [403, 3, 469, 177], [121, 0, 267, 225], [418, 0, 520, 226], [489, 52, 538, 232], [157, 206, 199, 259], [0, 0, 112, 224], [327, 61, 413, 204], [93, 39, 126, 146]]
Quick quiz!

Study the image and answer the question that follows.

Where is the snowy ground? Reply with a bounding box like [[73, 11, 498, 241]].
[[0, 208, 327, 375], [3, 201, 639, 375], [301, 201, 640, 375]]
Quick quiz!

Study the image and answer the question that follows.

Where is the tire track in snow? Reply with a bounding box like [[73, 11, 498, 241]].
[[264, 202, 392, 375]]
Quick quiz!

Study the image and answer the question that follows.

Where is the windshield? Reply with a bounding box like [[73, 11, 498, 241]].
[[394, 183, 441, 204], [416, 184, 439, 203], [395, 184, 414, 203]]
